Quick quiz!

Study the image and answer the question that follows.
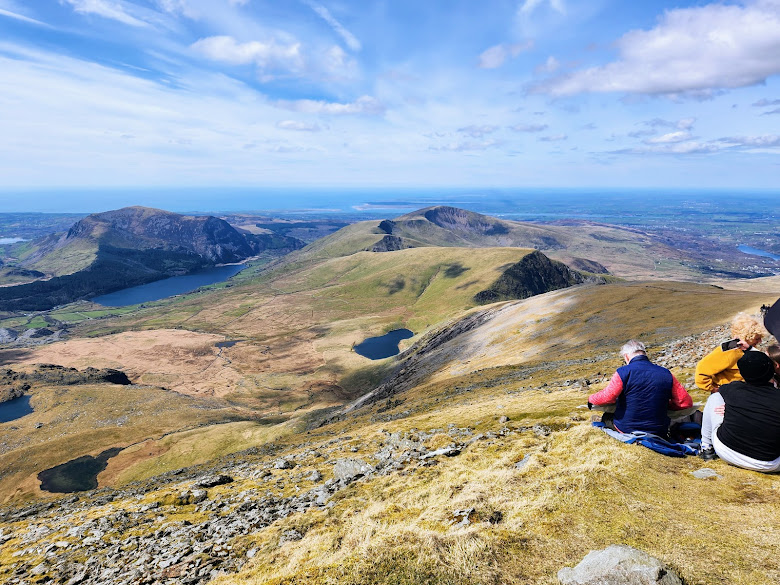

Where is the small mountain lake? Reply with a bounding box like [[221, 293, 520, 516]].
[[92, 264, 245, 307], [38, 447, 124, 493], [0, 395, 33, 423], [738, 245, 780, 261], [354, 328, 414, 360]]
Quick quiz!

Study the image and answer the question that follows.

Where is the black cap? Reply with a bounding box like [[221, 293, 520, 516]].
[[737, 351, 775, 384]]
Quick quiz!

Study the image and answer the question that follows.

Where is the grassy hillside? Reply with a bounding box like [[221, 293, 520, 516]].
[[282, 206, 723, 281]]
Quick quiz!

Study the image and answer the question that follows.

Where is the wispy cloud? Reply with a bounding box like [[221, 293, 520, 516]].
[[531, 1, 780, 96], [539, 134, 567, 142], [762, 107, 780, 115], [303, 0, 361, 52], [645, 131, 693, 144], [62, 0, 149, 27], [519, 0, 566, 16], [275, 95, 384, 115], [276, 120, 321, 131], [510, 123, 548, 133], [430, 139, 501, 152], [0, 7, 53, 27], [752, 98, 780, 107], [478, 42, 532, 69], [191, 35, 303, 73], [457, 125, 498, 138]]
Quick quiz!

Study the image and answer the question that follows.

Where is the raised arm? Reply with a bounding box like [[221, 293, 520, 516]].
[[695, 347, 740, 393]]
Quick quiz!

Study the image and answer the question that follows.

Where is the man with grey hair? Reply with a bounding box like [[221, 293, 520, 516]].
[[588, 339, 692, 437]]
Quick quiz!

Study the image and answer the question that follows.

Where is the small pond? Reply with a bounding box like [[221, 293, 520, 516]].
[[0, 395, 33, 423], [215, 339, 244, 349], [0, 237, 26, 245], [38, 447, 124, 493], [354, 328, 414, 360], [92, 264, 245, 307], [738, 245, 780, 261]]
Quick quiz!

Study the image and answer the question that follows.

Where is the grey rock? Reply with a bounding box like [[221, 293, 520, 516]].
[[333, 458, 374, 482], [0, 328, 18, 343], [692, 468, 721, 480], [195, 474, 233, 488], [190, 489, 208, 503], [420, 447, 461, 460], [279, 529, 303, 545], [558, 545, 682, 585], [514, 454, 531, 470], [274, 458, 295, 470], [307, 470, 322, 482], [499, 415, 509, 424]]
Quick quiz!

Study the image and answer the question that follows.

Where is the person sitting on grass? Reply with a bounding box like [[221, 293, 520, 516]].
[[695, 313, 765, 393], [588, 340, 693, 437], [699, 351, 780, 472]]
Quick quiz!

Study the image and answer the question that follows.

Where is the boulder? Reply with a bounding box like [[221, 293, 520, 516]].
[[195, 474, 233, 488], [558, 545, 683, 585], [333, 458, 374, 483]]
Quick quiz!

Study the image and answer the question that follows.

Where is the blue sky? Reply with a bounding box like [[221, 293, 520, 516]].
[[0, 0, 779, 190]]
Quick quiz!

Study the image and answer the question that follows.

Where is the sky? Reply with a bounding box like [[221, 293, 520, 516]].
[[0, 0, 779, 192]]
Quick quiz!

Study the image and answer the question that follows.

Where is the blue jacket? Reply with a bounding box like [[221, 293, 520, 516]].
[[612, 355, 674, 436]]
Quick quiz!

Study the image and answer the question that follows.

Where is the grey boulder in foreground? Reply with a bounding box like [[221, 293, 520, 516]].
[[558, 545, 682, 585]]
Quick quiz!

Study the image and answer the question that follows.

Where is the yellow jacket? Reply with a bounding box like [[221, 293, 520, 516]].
[[695, 346, 744, 392]]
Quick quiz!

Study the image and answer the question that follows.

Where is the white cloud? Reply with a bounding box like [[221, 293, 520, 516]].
[[535, 56, 560, 75], [276, 120, 321, 131], [304, 0, 362, 52], [430, 139, 501, 152], [510, 123, 548, 132], [191, 35, 303, 72], [478, 42, 533, 69], [753, 98, 780, 106], [539, 134, 567, 142], [720, 135, 780, 148], [645, 131, 693, 144], [62, 0, 149, 27], [0, 7, 52, 27], [275, 95, 384, 115], [155, 0, 199, 19], [762, 107, 780, 115], [532, 1, 780, 96], [457, 125, 498, 138], [519, 0, 565, 16]]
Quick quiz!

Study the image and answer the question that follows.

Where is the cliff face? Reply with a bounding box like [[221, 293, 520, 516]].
[[473, 250, 586, 304], [0, 207, 303, 311], [66, 207, 255, 264]]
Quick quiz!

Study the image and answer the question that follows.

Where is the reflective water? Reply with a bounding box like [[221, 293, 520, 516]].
[[354, 329, 414, 360], [0, 395, 33, 423], [92, 264, 245, 306], [38, 447, 124, 493], [738, 245, 780, 261]]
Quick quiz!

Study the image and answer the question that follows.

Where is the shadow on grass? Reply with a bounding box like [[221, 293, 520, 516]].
[[0, 348, 33, 366]]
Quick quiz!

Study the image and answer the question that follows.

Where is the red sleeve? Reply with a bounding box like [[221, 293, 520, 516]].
[[588, 372, 623, 405], [668, 375, 693, 410]]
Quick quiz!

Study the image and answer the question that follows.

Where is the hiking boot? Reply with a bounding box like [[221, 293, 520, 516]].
[[699, 446, 718, 461]]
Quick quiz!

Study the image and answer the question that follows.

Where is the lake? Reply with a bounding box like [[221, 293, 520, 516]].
[[0, 237, 26, 245], [38, 447, 124, 493], [738, 245, 780, 261], [92, 264, 245, 307], [0, 395, 33, 423], [354, 328, 414, 360]]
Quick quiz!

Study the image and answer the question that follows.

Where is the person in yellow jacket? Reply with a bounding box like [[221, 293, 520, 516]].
[[695, 313, 766, 393]]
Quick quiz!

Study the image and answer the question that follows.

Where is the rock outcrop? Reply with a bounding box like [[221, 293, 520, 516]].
[[473, 250, 587, 304], [558, 545, 683, 585]]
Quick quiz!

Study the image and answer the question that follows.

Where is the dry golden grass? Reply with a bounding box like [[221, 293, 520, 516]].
[[209, 379, 780, 585], [0, 382, 230, 503]]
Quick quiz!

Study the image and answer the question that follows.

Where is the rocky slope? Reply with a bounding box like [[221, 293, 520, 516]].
[[0, 323, 775, 585]]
